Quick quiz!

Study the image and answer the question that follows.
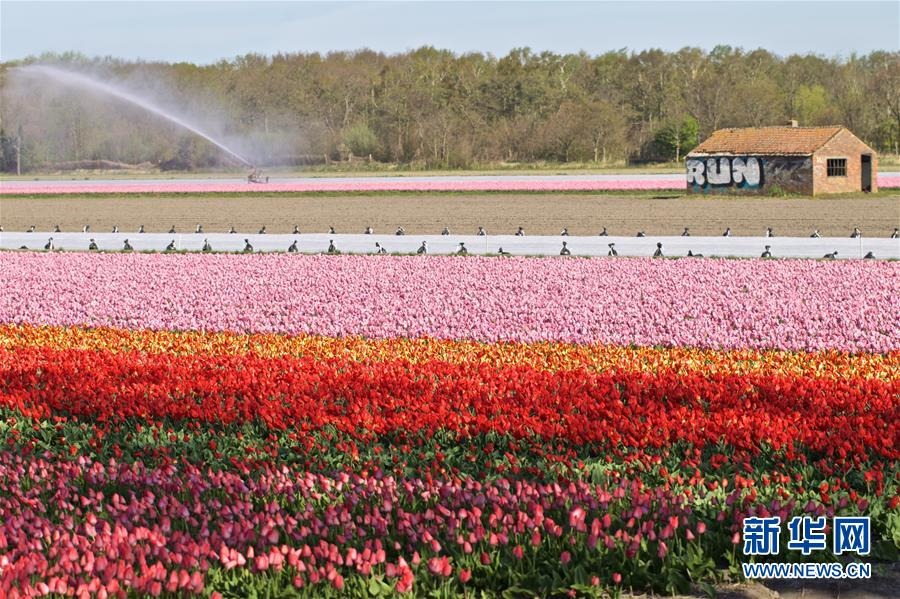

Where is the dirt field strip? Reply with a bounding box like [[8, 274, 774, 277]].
[[2, 193, 898, 238]]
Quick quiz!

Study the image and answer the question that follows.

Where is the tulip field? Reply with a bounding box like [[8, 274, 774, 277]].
[[0, 251, 898, 597]]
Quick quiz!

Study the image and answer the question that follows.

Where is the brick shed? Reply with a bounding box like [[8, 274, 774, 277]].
[[686, 125, 877, 195]]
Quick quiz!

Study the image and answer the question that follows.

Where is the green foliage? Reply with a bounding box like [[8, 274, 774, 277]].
[[0, 128, 19, 172], [653, 116, 699, 162], [767, 185, 788, 197], [342, 122, 379, 157], [795, 84, 835, 125]]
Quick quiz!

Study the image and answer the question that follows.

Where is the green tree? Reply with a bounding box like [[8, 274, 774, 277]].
[[0, 128, 18, 173], [341, 122, 378, 157], [795, 84, 837, 125], [654, 116, 699, 162]]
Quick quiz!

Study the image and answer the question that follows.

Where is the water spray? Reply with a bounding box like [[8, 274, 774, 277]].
[[15, 64, 253, 168]]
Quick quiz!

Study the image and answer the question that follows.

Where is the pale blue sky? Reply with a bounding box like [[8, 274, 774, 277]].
[[1, 1, 898, 64]]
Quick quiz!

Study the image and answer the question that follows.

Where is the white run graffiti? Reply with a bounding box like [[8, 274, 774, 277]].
[[687, 157, 762, 187]]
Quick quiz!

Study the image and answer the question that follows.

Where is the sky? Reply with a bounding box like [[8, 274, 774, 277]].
[[1, 1, 898, 64]]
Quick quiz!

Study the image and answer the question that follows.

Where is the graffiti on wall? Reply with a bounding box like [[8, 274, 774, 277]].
[[686, 156, 762, 187]]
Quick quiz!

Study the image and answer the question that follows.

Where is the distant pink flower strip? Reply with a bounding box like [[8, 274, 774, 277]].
[[1, 253, 896, 352], [878, 175, 900, 188], [0, 179, 677, 194], [1, 174, 898, 195]]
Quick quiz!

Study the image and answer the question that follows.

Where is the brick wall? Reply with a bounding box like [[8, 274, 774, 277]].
[[812, 129, 878, 195]]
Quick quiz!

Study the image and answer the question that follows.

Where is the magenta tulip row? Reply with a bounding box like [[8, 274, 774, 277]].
[[2, 253, 896, 352], [0, 451, 819, 597]]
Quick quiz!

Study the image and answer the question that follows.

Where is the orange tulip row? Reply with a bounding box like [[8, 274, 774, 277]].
[[1, 323, 895, 381]]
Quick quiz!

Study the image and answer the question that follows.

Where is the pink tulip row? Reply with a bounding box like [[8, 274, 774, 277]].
[[1, 178, 678, 195], [0, 451, 815, 598], [1, 174, 898, 195], [1, 253, 897, 352], [878, 174, 900, 188]]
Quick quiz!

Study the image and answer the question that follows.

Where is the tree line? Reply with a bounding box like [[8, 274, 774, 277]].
[[1, 46, 898, 171]]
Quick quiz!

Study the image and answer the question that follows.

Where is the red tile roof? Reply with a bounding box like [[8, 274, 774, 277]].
[[689, 126, 844, 156]]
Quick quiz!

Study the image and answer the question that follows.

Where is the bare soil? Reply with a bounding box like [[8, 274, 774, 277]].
[[1, 193, 898, 237]]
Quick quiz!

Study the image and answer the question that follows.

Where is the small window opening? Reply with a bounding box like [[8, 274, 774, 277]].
[[827, 158, 847, 177]]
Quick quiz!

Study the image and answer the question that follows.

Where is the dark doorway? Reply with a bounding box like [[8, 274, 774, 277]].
[[861, 155, 872, 192]]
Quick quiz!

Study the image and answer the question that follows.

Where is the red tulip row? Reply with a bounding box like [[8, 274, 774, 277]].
[[2, 346, 896, 463]]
